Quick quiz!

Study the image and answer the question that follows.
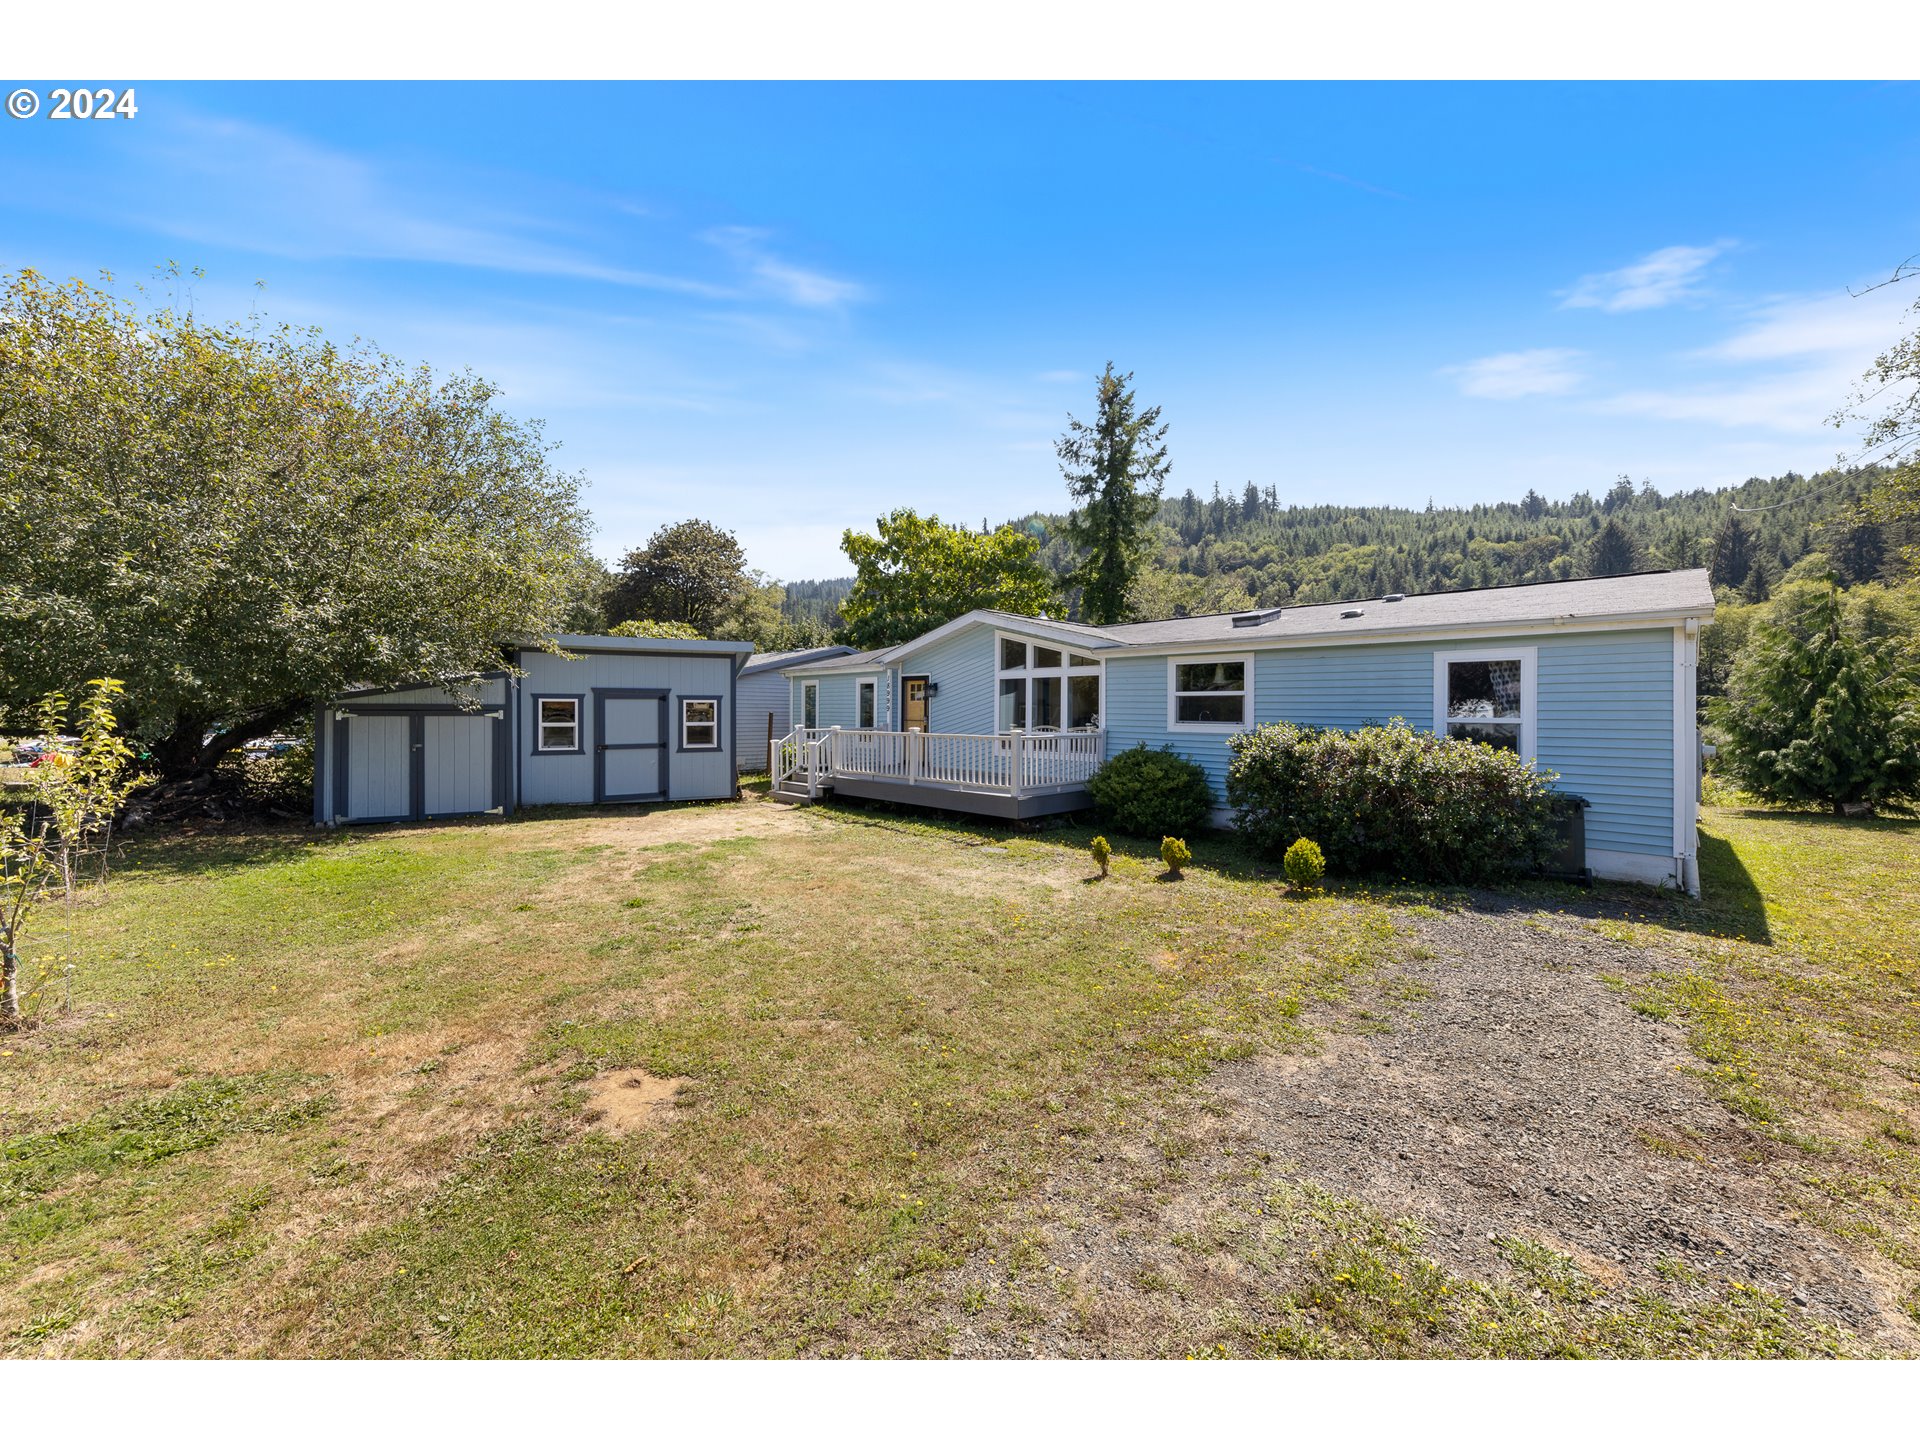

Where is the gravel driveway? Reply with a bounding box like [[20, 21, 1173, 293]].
[[918, 905, 1909, 1357]]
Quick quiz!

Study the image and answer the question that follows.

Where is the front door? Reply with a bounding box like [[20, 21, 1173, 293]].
[[594, 689, 668, 803], [903, 675, 929, 732]]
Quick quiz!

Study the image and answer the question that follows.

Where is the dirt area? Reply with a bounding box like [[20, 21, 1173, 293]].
[[922, 907, 1912, 1357], [583, 1069, 692, 1135]]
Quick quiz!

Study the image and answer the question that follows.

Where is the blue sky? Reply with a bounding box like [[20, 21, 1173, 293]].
[[4, 81, 1918, 578]]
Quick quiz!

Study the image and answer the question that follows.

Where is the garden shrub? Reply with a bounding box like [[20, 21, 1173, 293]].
[[1225, 720, 1559, 884], [1086, 744, 1214, 836], [1159, 835, 1191, 876], [1283, 836, 1325, 892], [1090, 835, 1112, 876]]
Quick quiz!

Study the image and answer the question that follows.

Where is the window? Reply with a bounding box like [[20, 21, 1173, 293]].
[[1031, 675, 1062, 729], [681, 698, 719, 750], [857, 679, 876, 729], [1068, 674, 1101, 729], [1170, 659, 1249, 728], [536, 696, 580, 752], [994, 631, 1102, 732], [802, 681, 818, 729], [997, 676, 1027, 730], [1435, 648, 1535, 758]]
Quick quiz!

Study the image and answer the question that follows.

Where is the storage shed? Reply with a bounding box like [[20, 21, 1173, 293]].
[[735, 645, 853, 770], [314, 635, 755, 825]]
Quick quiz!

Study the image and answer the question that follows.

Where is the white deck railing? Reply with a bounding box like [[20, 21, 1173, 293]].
[[773, 726, 1103, 799]]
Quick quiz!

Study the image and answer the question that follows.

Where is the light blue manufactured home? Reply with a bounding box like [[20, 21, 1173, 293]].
[[776, 570, 1715, 893], [315, 635, 755, 825]]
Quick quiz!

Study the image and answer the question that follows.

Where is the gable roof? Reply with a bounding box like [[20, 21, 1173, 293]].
[[738, 645, 855, 677]]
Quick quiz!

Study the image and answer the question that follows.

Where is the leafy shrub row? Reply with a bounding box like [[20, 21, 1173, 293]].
[[1225, 720, 1561, 883], [1086, 744, 1214, 836]]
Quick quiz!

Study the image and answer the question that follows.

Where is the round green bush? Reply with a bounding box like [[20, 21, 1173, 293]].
[[1226, 720, 1560, 884], [1282, 836, 1325, 891], [1086, 744, 1214, 837]]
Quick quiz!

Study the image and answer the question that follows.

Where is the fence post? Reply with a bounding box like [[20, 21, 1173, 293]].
[[906, 729, 919, 786], [1012, 731, 1027, 799]]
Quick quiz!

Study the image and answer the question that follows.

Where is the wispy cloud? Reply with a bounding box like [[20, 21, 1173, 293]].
[[704, 226, 866, 309], [1561, 243, 1732, 313], [114, 113, 738, 298], [1445, 348, 1586, 399], [1035, 369, 1085, 384], [1597, 284, 1918, 433]]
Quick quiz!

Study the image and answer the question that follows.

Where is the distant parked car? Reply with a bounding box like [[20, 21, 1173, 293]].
[[242, 735, 298, 758]]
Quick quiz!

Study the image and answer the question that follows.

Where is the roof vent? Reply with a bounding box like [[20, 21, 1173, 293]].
[[1340, 608, 1366, 620], [1230, 606, 1285, 628], [1382, 593, 1406, 603]]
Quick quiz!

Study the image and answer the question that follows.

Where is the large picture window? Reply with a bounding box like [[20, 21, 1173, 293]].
[[1435, 648, 1535, 758], [1169, 659, 1249, 728], [535, 696, 580, 753], [995, 633, 1100, 732]]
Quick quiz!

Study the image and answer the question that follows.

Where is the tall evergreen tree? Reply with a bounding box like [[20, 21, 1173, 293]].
[[1055, 364, 1170, 624], [1710, 512, 1754, 590], [1585, 516, 1643, 576], [1711, 580, 1920, 813]]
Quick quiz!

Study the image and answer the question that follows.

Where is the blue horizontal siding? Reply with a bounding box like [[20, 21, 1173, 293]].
[[1100, 629, 1679, 857], [910, 627, 997, 735], [1536, 629, 1674, 857]]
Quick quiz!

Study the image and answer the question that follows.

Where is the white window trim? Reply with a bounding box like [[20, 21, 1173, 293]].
[[1166, 653, 1255, 733], [856, 678, 877, 729], [994, 629, 1103, 733], [800, 680, 820, 731], [535, 696, 580, 753], [680, 697, 720, 751], [1432, 646, 1538, 763]]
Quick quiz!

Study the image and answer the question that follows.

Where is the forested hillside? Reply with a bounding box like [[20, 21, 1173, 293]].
[[790, 467, 1909, 629], [1037, 467, 1906, 617]]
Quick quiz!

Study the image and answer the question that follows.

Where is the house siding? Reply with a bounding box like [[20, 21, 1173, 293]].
[[738, 669, 793, 769], [907, 627, 997, 735], [1102, 627, 1679, 865]]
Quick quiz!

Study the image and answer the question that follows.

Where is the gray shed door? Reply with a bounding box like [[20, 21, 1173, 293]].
[[423, 714, 494, 817], [346, 713, 413, 821], [595, 689, 667, 803]]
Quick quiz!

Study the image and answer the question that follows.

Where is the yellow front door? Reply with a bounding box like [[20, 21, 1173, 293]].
[[903, 677, 929, 732]]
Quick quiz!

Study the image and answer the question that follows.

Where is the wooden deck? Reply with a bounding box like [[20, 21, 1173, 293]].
[[771, 726, 1100, 819]]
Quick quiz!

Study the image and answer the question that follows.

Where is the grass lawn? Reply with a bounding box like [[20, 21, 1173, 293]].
[[1, 788, 1915, 1357]]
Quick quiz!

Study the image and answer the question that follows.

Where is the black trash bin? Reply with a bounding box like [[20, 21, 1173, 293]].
[[1544, 792, 1590, 883]]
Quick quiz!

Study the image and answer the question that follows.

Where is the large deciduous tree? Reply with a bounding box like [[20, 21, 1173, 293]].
[[1057, 364, 1170, 624], [0, 269, 595, 781], [606, 519, 750, 635], [838, 509, 1053, 649], [1710, 579, 1920, 814]]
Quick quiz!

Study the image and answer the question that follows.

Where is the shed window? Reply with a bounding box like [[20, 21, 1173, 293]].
[[1171, 660, 1247, 726], [681, 698, 719, 750], [537, 697, 579, 752]]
